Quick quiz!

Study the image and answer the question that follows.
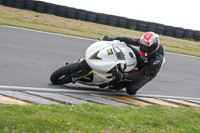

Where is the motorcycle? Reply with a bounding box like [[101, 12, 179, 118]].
[[50, 39, 138, 90]]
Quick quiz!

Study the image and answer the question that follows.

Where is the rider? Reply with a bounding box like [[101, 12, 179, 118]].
[[103, 31, 165, 95]]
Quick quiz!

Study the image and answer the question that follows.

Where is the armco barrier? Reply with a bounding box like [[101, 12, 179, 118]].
[[1, 0, 200, 41]]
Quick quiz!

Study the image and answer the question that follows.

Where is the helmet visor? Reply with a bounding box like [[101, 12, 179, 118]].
[[139, 44, 149, 53], [139, 43, 159, 56]]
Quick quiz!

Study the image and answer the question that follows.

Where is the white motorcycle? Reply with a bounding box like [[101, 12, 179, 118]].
[[50, 40, 138, 90]]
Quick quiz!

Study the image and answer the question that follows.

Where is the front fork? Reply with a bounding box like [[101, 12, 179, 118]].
[[66, 58, 93, 83]]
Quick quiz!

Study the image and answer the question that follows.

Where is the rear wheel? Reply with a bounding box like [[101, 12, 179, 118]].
[[50, 63, 82, 85]]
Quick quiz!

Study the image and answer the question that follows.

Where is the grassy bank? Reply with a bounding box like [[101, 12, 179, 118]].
[[1, 104, 200, 133], [0, 5, 200, 57]]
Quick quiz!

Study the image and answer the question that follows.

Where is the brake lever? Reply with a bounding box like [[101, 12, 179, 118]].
[[97, 37, 101, 41]]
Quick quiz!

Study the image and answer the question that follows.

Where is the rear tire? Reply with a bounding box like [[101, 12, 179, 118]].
[[50, 63, 82, 85]]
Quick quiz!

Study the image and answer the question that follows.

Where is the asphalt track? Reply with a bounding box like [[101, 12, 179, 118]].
[[0, 25, 200, 99]]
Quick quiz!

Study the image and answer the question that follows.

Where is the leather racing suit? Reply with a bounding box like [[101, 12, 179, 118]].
[[107, 36, 165, 95]]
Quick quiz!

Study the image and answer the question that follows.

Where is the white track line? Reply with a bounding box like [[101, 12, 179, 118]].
[[0, 25, 96, 41]]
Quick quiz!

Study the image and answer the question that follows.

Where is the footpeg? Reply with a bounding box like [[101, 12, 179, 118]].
[[72, 77, 77, 84]]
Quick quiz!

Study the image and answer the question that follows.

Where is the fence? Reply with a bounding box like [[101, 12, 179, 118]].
[[1, 0, 200, 41]]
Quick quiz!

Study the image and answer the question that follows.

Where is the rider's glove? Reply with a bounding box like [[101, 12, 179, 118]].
[[103, 36, 112, 41], [113, 71, 125, 81]]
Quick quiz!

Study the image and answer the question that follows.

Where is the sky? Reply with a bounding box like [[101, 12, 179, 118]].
[[42, 0, 200, 31]]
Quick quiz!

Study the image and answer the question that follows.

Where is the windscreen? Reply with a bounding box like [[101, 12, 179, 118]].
[[112, 42, 127, 60]]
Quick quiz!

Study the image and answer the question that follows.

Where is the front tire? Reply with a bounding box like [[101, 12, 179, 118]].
[[50, 63, 82, 85]]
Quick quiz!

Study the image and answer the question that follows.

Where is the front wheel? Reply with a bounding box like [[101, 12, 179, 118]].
[[50, 63, 82, 85]]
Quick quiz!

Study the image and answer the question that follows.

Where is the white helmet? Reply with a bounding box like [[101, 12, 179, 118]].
[[139, 32, 160, 57]]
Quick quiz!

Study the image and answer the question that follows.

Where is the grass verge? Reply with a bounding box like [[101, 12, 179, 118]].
[[1, 104, 200, 133], [0, 5, 200, 57]]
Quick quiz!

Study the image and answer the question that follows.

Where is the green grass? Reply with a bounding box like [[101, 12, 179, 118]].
[[1, 104, 200, 133], [0, 5, 200, 57]]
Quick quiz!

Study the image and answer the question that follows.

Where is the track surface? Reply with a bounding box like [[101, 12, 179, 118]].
[[0, 26, 200, 98]]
